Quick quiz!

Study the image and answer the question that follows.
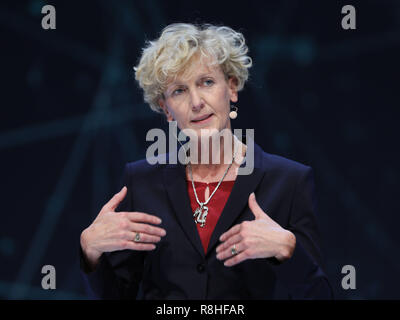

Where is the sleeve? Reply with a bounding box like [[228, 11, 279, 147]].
[[268, 166, 334, 299], [79, 163, 146, 299]]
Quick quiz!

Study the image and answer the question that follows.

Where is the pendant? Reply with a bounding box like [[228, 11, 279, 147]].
[[193, 203, 209, 227]]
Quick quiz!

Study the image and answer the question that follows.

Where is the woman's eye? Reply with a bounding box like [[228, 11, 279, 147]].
[[203, 79, 214, 86], [172, 88, 184, 96]]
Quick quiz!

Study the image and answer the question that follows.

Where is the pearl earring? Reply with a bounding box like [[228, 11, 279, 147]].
[[229, 105, 238, 119]]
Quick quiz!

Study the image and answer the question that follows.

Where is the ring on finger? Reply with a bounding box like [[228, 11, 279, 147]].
[[134, 232, 141, 242], [231, 243, 238, 256]]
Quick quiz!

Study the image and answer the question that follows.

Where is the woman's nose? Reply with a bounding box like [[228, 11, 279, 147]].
[[189, 89, 204, 111]]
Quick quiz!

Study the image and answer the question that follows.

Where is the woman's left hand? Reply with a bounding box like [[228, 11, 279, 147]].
[[216, 193, 296, 267]]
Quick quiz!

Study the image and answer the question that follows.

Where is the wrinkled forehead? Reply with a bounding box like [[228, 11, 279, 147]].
[[166, 53, 223, 86]]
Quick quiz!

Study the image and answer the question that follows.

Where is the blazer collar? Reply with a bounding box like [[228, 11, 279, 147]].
[[162, 140, 265, 259]]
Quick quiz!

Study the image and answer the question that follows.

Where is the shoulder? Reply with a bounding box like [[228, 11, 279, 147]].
[[122, 153, 171, 180], [262, 150, 311, 172], [257, 145, 313, 182]]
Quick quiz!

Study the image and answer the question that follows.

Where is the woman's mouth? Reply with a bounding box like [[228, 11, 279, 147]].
[[191, 114, 213, 124]]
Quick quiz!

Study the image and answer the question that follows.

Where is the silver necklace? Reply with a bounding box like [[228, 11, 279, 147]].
[[188, 146, 237, 228]]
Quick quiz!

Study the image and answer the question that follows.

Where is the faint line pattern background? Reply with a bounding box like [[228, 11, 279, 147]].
[[0, 0, 399, 299]]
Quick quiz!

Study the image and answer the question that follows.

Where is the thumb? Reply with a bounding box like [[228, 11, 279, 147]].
[[102, 186, 127, 213], [248, 193, 264, 219]]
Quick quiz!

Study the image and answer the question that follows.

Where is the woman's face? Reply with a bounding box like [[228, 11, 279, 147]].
[[158, 55, 238, 137]]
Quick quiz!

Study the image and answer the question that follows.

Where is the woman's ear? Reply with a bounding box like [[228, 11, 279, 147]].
[[228, 77, 238, 103], [158, 99, 174, 122]]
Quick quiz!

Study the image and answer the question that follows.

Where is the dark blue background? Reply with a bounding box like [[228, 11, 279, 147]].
[[1, 0, 399, 299]]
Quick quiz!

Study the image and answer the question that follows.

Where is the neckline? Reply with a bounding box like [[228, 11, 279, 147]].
[[184, 144, 247, 186], [186, 180, 236, 185]]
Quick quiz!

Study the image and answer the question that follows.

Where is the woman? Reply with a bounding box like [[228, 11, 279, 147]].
[[79, 23, 333, 299]]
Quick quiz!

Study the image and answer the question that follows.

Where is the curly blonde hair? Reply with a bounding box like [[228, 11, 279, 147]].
[[134, 23, 252, 113]]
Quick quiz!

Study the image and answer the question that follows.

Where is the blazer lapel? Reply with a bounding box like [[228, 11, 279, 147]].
[[162, 142, 265, 259], [163, 157, 205, 258], [206, 142, 265, 256]]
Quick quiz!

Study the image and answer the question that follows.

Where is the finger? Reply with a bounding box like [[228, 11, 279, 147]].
[[124, 231, 162, 243], [129, 222, 166, 237], [216, 241, 245, 261], [119, 240, 157, 251], [223, 250, 250, 267], [248, 193, 265, 219], [216, 233, 243, 254], [123, 212, 162, 225], [102, 186, 127, 213], [248, 193, 275, 223], [219, 224, 241, 242]]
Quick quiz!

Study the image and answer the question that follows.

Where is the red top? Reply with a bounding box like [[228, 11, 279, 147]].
[[186, 180, 235, 254]]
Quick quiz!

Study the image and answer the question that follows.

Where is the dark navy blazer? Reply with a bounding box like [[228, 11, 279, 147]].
[[80, 142, 333, 299]]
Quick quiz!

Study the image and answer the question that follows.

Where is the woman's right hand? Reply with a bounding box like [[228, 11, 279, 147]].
[[80, 186, 166, 270]]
